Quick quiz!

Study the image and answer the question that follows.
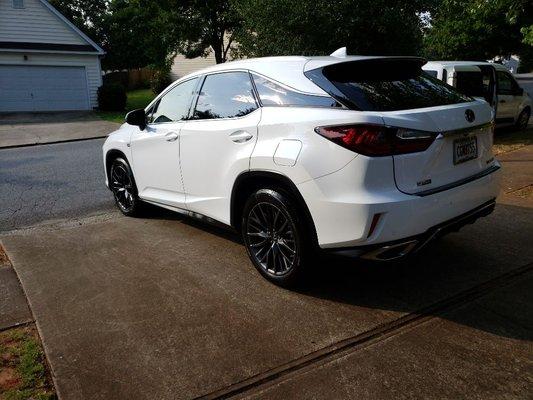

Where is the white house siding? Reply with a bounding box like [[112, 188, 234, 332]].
[[171, 52, 217, 80], [171, 41, 240, 80], [0, 52, 102, 108], [0, 0, 87, 45]]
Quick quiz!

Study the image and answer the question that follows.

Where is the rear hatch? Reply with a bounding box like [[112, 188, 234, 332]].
[[382, 102, 494, 194], [305, 58, 496, 195]]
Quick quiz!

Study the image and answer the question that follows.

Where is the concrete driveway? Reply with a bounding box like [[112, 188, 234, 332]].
[[0, 112, 120, 148], [1, 198, 532, 399]]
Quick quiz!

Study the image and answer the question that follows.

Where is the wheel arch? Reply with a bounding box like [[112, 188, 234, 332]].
[[230, 171, 318, 247], [105, 149, 130, 181]]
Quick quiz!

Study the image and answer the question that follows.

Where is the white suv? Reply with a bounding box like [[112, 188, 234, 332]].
[[103, 56, 501, 285], [423, 61, 532, 129]]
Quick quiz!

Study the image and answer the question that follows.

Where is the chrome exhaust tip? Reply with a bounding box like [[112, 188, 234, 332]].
[[362, 240, 418, 261]]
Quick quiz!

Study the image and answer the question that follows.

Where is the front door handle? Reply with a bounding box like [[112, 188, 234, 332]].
[[165, 132, 179, 142], [499, 100, 506, 103], [230, 130, 253, 143]]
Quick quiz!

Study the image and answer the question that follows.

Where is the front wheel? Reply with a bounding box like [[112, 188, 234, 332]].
[[109, 158, 141, 216], [242, 188, 310, 286]]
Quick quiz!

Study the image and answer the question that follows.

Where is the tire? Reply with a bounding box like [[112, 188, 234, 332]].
[[109, 158, 142, 216], [515, 108, 530, 130], [242, 188, 310, 287]]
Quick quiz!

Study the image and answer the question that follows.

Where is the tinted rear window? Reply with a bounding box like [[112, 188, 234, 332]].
[[305, 59, 473, 112]]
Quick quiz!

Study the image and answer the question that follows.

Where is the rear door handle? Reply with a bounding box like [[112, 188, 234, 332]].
[[229, 130, 253, 143], [165, 132, 179, 142]]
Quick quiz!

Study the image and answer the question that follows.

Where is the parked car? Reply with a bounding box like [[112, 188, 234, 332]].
[[103, 56, 501, 286], [423, 61, 531, 129]]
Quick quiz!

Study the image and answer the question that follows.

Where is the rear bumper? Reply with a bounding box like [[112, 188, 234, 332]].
[[326, 199, 496, 260], [297, 155, 501, 249]]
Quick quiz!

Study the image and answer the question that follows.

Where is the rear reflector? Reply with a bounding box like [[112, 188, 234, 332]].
[[315, 124, 437, 156], [367, 213, 382, 238]]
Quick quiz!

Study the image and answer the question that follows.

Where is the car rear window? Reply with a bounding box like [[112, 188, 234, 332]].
[[305, 59, 473, 112]]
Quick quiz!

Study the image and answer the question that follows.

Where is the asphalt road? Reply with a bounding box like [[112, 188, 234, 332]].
[[0, 138, 115, 233]]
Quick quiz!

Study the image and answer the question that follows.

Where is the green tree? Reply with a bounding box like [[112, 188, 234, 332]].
[[103, 0, 177, 71], [103, 0, 241, 68], [169, 0, 241, 64], [522, 25, 533, 46], [424, 0, 533, 61], [233, 0, 435, 58], [49, 0, 177, 70]]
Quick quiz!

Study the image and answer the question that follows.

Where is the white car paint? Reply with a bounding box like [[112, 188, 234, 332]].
[[104, 55, 501, 258]]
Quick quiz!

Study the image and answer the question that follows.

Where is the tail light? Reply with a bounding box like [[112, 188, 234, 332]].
[[315, 124, 437, 156]]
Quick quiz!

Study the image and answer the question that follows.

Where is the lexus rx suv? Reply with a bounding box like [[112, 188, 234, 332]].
[[103, 55, 501, 286]]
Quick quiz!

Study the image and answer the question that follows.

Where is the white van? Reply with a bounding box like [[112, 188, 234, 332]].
[[423, 61, 531, 129]]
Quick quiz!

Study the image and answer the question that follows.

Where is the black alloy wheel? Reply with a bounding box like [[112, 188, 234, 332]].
[[242, 189, 309, 286], [109, 158, 140, 216]]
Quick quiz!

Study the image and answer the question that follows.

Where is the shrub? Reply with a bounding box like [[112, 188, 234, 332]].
[[98, 83, 127, 111], [150, 69, 172, 95], [102, 71, 129, 88]]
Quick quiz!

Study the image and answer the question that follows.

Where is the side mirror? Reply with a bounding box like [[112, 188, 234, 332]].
[[515, 87, 524, 96], [126, 109, 147, 130]]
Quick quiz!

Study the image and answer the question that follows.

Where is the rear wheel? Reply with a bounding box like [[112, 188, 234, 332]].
[[242, 188, 310, 286], [109, 158, 141, 216], [516, 108, 530, 130]]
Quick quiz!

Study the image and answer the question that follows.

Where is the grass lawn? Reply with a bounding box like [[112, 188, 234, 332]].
[[97, 88, 156, 124], [0, 327, 56, 400], [493, 125, 533, 155]]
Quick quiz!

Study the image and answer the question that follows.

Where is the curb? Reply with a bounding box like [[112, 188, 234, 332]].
[[0, 135, 108, 150]]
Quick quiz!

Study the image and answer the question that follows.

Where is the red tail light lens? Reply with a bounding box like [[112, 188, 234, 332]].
[[315, 124, 437, 156]]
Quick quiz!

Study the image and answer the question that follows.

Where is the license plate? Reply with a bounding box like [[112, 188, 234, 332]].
[[453, 136, 478, 165]]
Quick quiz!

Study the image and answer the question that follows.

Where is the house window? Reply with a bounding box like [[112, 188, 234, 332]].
[[12, 0, 25, 9]]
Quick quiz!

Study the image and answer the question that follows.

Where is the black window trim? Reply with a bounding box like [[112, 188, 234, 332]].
[[249, 71, 343, 109], [145, 76, 201, 126], [188, 69, 261, 122]]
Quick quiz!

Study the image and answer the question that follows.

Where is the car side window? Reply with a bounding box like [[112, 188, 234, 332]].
[[192, 72, 257, 120], [497, 71, 518, 95], [149, 78, 198, 124], [252, 73, 340, 108]]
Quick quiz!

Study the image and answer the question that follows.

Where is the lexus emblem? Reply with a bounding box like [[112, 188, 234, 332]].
[[465, 109, 476, 123]]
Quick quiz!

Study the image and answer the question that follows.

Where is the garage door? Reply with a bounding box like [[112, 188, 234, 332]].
[[0, 65, 90, 112]]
